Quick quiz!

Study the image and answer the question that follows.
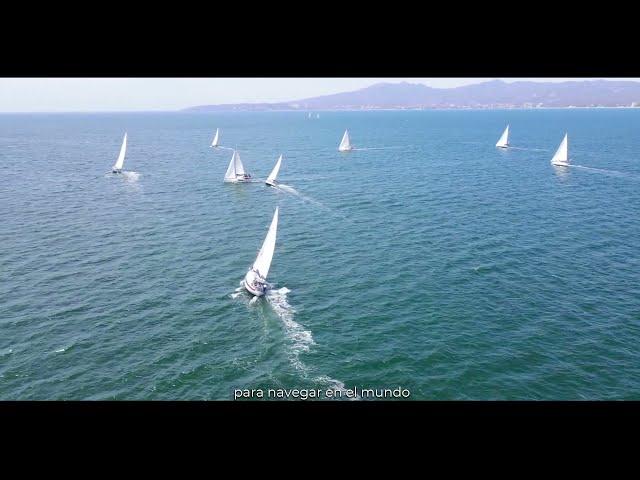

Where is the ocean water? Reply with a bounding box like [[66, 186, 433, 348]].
[[1, 109, 640, 400]]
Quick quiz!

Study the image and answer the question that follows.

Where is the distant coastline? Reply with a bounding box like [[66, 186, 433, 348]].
[[182, 106, 640, 113], [184, 80, 640, 112], [3, 106, 640, 115]]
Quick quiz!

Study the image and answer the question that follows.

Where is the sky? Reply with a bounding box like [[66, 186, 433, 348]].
[[1, 78, 639, 112]]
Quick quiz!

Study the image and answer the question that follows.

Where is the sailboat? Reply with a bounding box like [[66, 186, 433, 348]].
[[266, 154, 282, 187], [550, 133, 570, 166], [316, 113, 320, 119], [211, 128, 220, 148], [308, 113, 312, 119], [112, 132, 127, 173], [224, 150, 252, 182], [496, 125, 510, 148], [338, 129, 352, 151], [244, 207, 279, 296]]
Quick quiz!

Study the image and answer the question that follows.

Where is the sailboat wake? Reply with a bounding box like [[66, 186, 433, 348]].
[[351, 146, 406, 151], [275, 184, 336, 212], [265, 287, 354, 398], [508, 147, 550, 152], [231, 284, 351, 397], [276, 184, 321, 205], [569, 164, 639, 180], [122, 171, 140, 182], [265, 287, 315, 371]]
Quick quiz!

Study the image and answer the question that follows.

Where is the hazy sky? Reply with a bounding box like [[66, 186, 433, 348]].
[[1, 78, 639, 112]]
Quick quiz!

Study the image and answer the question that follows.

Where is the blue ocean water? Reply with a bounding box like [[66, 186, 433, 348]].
[[1, 109, 639, 400]]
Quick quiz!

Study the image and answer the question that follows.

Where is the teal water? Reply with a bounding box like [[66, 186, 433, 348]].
[[1, 110, 640, 400]]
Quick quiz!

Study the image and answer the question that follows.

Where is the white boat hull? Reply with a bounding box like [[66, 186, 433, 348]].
[[225, 175, 252, 183], [266, 180, 277, 187], [552, 161, 570, 167], [496, 145, 509, 149], [338, 147, 352, 152], [244, 278, 266, 296]]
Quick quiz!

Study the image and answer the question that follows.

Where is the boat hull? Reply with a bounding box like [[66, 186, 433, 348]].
[[244, 279, 266, 297], [552, 162, 570, 167], [496, 145, 509, 149], [112, 169, 122, 174], [266, 181, 277, 187]]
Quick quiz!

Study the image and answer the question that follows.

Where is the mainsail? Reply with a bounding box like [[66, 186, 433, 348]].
[[496, 125, 509, 148], [266, 155, 282, 184], [113, 133, 127, 171], [211, 128, 220, 147], [338, 129, 352, 151], [224, 151, 237, 181], [234, 150, 246, 175], [551, 134, 569, 165], [252, 207, 279, 279]]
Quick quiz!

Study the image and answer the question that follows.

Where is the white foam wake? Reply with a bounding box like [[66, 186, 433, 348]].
[[230, 285, 244, 299], [508, 146, 550, 152], [277, 184, 322, 206], [277, 184, 328, 209], [570, 164, 639, 180], [266, 287, 315, 372], [351, 145, 406, 151], [266, 287, 354, 399], [231, 282, 351, 398], [122, 171, 140, 182]]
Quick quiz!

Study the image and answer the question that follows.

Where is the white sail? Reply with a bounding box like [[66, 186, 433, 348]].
[[224, 151, 237, 181], [234, 150, 246, 175], [496, 125, 509, 147], [266, 155, 282, 185], [211, 128, 219, 147], [551, 133, 569, 165], [112, 133, 127, 171], [308, 113, 312, 118], [338, 129, 352, 151], [316, 114, 320, 118], [252, 207, 279, 279]]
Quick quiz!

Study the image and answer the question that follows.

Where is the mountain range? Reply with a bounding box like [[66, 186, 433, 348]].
[[184, 80, 640, 111]]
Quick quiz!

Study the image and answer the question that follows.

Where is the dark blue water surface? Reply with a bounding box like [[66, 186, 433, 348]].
[[1, 109, 639, 399]]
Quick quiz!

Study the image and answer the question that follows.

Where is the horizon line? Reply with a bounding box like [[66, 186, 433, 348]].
[[2, 106, 640, 114]]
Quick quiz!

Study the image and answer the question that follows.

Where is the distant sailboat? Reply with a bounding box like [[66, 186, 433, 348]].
[[496, 125, 510, 148], [550, 133, 570, 166], [244, 207, 279, 296], [211, 128, 220, 148], [316, 113, 320, 119], [338, 129, 352, 151], [224, 150, 252, 182], [266, 154, 282, 187], [308, 113, 312, 119], [112, 132, 127, 173]]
